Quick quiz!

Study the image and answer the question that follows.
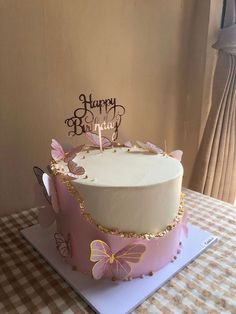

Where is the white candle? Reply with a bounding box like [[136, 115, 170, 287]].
[[98, 127, 103, 153]]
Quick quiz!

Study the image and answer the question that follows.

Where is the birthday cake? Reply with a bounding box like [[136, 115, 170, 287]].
[[34, 134, 187, 281]]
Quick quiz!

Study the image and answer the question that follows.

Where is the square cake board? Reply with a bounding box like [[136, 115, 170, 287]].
[[21, 224, 217, 314]]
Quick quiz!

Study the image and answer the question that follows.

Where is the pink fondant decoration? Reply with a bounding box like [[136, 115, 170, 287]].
[[54, 177, 185, 279], [90, 240, 146, 280]]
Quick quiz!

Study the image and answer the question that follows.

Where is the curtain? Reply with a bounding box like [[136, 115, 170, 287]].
[[190, 0, 236, 204]]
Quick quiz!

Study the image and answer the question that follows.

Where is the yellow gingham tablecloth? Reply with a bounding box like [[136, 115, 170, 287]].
[[0, 189, 236, 314]]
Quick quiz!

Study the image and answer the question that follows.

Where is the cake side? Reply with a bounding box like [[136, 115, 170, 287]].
[[54, 176, 186, 280]]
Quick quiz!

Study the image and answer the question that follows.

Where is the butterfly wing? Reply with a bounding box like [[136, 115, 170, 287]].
[[111, 244, 146, 279], [90, 240, 112, 262], [90, 240, 111, 280], [110, 259, 131, 280], [92, 259, 110, 280], [86, 132, 100, 147], [51, 139, 65, 161], [136, 141, 147, 150], [146, 142, 163, 154], [115, 244, 146, 263], [86, 132, 112, 148], [169, 150, 183, 162], [54, 232, 69, 257], [123, 140, 132, 148], [64, 144, 85, 162], [68, 160, 85, 176], [42, 173, 59, 213], [101, 136, 112, 148]]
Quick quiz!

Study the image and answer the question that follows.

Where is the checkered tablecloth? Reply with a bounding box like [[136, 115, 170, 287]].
[[0, 189, 236, 314]]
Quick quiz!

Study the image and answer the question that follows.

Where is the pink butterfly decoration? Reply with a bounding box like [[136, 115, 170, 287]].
[[54, 232, 72, 258], [68, 160, 85, 176], [136, 141, 163, 154], [90, 240, 146, 280], [85, 132, 112, 148], [51, 139, 84, 162], [33, 166, 59, 228], [123, 140, 132, 148], [136, 140, 183, 161], [169, 150, 183, 162], [181, 214, 188, 238]]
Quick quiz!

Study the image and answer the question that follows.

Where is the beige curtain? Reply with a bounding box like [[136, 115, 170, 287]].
[[190, 0, 236, 204]]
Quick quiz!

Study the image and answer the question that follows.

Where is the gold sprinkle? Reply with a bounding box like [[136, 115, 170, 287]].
[[140, 274, 145, 279], [86, 150, 90, 153], [149, 271, 154, 276], [82, 156, 85, 159], [113, 149, 117, 153], [84, 175, 88, 179], [127, 148, 130, 152]]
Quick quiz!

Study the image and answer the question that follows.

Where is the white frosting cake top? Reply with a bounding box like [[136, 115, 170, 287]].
[[57, 147, 183, 188], [53, 145, 184, 233]]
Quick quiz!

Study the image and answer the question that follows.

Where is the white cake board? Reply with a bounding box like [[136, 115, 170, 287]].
[[21, 224, 217, 314]]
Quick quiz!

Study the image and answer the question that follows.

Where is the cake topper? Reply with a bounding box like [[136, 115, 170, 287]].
[[65, 93, 125, 141], [90, 240, 146, 280]]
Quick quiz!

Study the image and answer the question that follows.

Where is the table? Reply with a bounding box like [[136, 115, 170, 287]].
[[0, 189, 236, 314]]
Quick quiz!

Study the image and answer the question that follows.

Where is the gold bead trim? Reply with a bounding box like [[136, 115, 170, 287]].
[[50, 160, 186, 240]]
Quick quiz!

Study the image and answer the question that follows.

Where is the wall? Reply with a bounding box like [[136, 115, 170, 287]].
[[0, 0, 222, 215]]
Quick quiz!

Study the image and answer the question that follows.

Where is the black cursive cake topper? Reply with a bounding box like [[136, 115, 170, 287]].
[[65, 94, 125, 141]]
